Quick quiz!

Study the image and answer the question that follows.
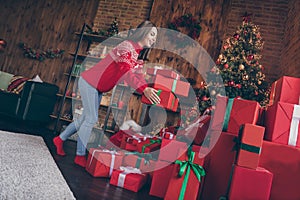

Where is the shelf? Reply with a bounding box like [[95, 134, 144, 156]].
[[69, 52, 101, 62], [56, 93, 81, 101], [75, 32, 124, 44], [50, 114, 73, 123], [64, 72, 80, 78]]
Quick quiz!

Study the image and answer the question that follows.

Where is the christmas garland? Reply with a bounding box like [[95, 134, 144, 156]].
[[168, 13, 202, 48], [19, 42, 64, 61]]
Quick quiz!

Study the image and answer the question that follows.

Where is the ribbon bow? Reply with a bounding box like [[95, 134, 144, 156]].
[[174, 147, 206, 200], [117, 166, 142, 187], [119, 166, 142, 174], [141, 139, 162, 153]]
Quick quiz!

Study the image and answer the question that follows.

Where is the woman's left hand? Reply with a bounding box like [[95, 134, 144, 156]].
[[143, 87, 161, 104]]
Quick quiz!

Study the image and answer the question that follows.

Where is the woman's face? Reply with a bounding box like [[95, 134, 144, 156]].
[[138, 27, 157, 48]]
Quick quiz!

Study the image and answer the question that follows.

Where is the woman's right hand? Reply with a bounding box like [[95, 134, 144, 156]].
[[143, 87, 161, 104]]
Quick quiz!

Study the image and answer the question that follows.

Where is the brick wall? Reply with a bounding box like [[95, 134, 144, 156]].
[[281, 0, 300, 78], [224, 0, 289, 83], [93, 0, 153, 34]]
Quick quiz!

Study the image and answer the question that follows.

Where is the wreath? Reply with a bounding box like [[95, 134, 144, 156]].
[[168, 13, 202, 48], [19, 42, 64, 61]]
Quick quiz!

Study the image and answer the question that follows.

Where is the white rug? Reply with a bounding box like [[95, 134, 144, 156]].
[[0, 130, 75, 200]]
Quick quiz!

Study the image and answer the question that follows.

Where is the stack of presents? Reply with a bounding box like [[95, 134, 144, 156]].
[[85, 70, 300, 200]]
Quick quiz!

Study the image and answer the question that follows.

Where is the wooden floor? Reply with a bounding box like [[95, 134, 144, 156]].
[[0, 116, 161, 200]]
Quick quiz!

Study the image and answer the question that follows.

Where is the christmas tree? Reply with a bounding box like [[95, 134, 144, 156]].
[[197, 13, 270, 114], [107, 17, 119, 36]]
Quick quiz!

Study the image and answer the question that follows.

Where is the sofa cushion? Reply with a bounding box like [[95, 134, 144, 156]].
[[0, 71, 14, 90], [7, 75, 30, 94]]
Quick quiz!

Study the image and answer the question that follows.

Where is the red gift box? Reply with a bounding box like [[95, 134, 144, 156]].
[[109, 167, 148, 192], [235, 123, 265, 169], [141, 89, 179, 112], [210, 96, 260, 135], [259, 140, 300, 200], [157, 138, 188, 162], [149, 160, 175, 198], [228, 165, 273, 200], [164, 145, 207, 200], [200, 132, 236, 200], [269, 76, 300, 106], [146, 68, 180, 79], [153, 74, 190, 97], [136, 138, 161, 153], [85, 148, 123, 177], [122, 153, 155, 173], [265, 102, 300, 147], [120, 131, 147, 151]]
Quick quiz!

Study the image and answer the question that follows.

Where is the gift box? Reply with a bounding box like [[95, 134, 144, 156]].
[[157, 138, 188, 162], [228, 165, 273, 200], [109, 166, 148, 192], [200, 132, 236, 200], [85, 148, 123, 177], [120, 130, 147, 151], [269, 76, 300, 106], [164, 145, 206, 200], [235, 123, 265, 169], [146, 68, 180, 79], [264, 102, 300, 147], [259, 140, 300, 200], [136, 138, 161, 153], [153, 74, 190, 97], [122, 153, 155, 173], [141, 89, 179, 112], [149, 160, 175, 198], [210, 96, 260, 135]]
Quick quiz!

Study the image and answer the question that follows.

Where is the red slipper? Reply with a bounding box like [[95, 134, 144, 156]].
[[53, 136, 66, 156]]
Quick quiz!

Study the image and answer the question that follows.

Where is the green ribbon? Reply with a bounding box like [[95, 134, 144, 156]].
[[124, 152, 152, 168], [153, 90, 162, 105], [172, 79, 177, 92], [174, 147, 206, 200], [222, 98, 234, 131], [141, 139, 162, 153], [240, 143, 261, 154], [233, 125, 261, 155]]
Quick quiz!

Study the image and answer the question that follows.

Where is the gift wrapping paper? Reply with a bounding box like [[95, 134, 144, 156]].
[[164, 145, 206, 200], [235, 123, 265, 169], [269, 76, 300, 106], [109, 166, 147, 192], [85, 148, 123, 177], [210, 96, 260, 135], [265, 102, 300, 147], [228, 165, 273, 200]]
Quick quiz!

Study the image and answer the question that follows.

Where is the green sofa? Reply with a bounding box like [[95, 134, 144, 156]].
[[0, 71, 59, 123]]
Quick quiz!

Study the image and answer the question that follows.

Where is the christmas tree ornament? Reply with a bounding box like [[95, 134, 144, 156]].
[[233, 33, 240, 40], [210, 90, 216, 96], [239, 64, 245, 70], [224, 63, 229, 69], [247, 54, 254, 61]]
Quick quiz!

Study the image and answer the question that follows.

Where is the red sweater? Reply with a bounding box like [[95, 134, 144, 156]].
[[81, 40, 148, 93]]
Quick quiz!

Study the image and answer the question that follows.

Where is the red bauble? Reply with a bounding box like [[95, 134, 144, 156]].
[[235, 84, 242, 89], [228, 81, 235, 86], [224, 63, 229, 69], [247, 54, 254, 61], [233, 33, 240, 40], [202, 96, 209, 101]]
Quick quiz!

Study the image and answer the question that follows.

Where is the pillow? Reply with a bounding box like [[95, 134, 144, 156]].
[[0, 71, 14, 90], [7, 75, 30, 94]]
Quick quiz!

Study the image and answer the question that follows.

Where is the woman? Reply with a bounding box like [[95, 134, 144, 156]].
[[53, 20, 161, 167]]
